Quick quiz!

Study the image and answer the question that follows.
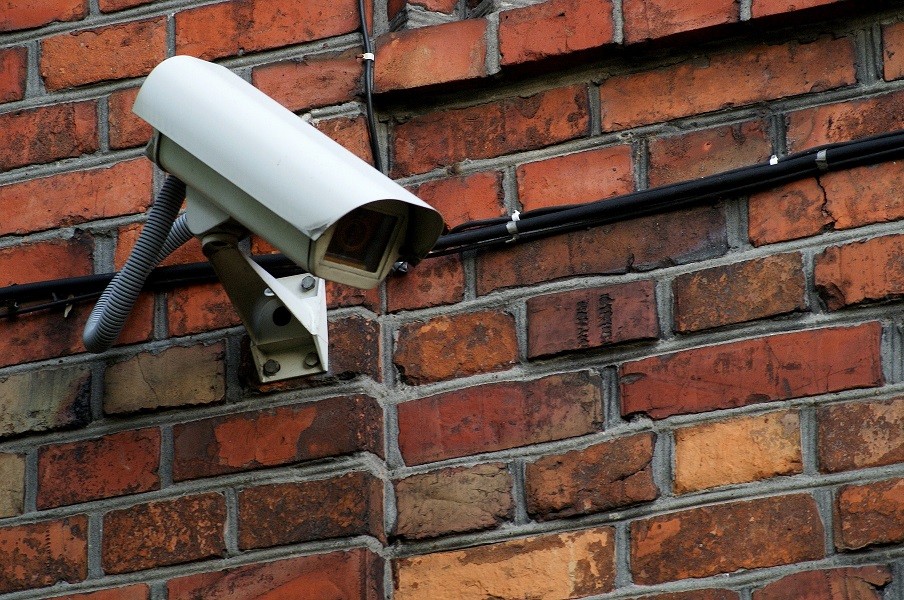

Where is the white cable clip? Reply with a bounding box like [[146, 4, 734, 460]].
[[359, 52, 375, 62], [815, 149, 829, 172], [769, 155, 779, 165], [505, 210, 521, 242]]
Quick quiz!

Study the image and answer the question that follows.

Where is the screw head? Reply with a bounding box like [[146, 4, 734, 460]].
[[301, 275, 316, 291], [263, 288, 275, 297], [303, 352, 320, 368], [262, 359, 281, 376]]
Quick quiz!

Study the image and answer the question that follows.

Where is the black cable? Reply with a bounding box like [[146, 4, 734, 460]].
[[358, 0, 384, 174]]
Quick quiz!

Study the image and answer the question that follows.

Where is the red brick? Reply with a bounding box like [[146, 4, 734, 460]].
[[673, 253, 807, 332], [648, 121, 772, 188], [103, 493, 226, 574], [376, 19, 487, 91], [599, 37, 855, 131], [624, 0, 737, 43], [408, 171, 505, 229], [0, 47, 26, 102], [815, 235, 904, 310], [674, 410, 802, 494], [527, 280, 659, 358], [411, 0, 457, 11], [819, 160, 904, 230], [0, 234, 94, 287], [325, 280, 381, 312], [748, 178, 831, 246], [394, 463, 513, 539], [621, 324, 883, 419], [41, 19, 167, 90], [173, 395, 383, 481], [477, 204, 727, 294], [394, 310, 517, 384], [48, 585, 150, 600], [393, 84, 589, 176], [388, 0, 405, 19], [397, 371, 602, 465], [253, 55, 361, 112], [835, 477, 904, 550], [527, 432, 657, 520], [631, 494, 824, 584], [104, 343, 226, 414], [0, 517, 88, 594], [99, 0, 155, 12], [314, 115, 373, 164], [394, 527, 615, 598], [38, 428, 160, 509], [499, 0, 614, 65], [0, 0, 86, 32], [752, 0, 847, 18], [109, 88, 153, 149], [115, 223, 205, 271], [386, 253, 465, 312], [0, 295, 153, 369], [624, 592, 739, 600], [176, 0, 365, 61], [752, 566, 891, 600], [166, 283, 241, 337], [0, 160, 152, 236], [517, 145, 634, 211], [238, 472, 383, 549], [883, 21, 904, 81], [0, 102, 98, 170], [786, 91, 904, 151], [168, 549, 383, 599], [818, 397, 904, 473]]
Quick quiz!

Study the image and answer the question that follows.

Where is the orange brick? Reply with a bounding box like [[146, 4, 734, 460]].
[[673, 411, 802, 493], [0, 234, 94, 287], [884, 21, 904, 81], [314, 115, 373, 164], [599, 37, 855, 131], [631, 495, 823, 584], [835, 477, 904, 550], [621, 324, 883, 418], [394, 527, 615, 599], [166, 283, 241, 337], [748, 178, 831, 246], [176, 0, 365, 61], [517, 145, 633, 211], [376, 19, 487, 91], [0, 102, 98, 170], [0, 517, 88, 593], [499, 0, 614, 65], [0, 0, 86, 32], [0, 160, 152, 236], [115, 222, 204, 270], [785, 91, 904, 151], [48, 585, 149, 600], [819, 160, 904, 230], [394, 310, 518, 384], [38, 428, 160, 508], [41, 19, 167, 90], [623, 0, 737, 43], [647, 121, 772, 188], [253, 56, 361, 112], [393, 85, 589, 176], [98, 0, 154, 11], [408, 171, 505, 229], [815, 234, 904, 310], [397, 372, 601, 464], [109, 88, 153, 149], [0, 47, 27, 102], [751, 0, 846, 18]]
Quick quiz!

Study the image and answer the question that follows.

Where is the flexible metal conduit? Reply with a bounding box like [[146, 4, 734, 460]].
[[3, 129, 904, 318]]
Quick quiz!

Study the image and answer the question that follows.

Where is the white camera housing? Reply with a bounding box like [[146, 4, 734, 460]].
[[129, 56, 444, 381]]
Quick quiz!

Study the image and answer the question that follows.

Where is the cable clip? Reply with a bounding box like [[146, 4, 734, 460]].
[[815, 149, 829, 172], [505, 211, 521, 243], [359, 52, 375, 62]]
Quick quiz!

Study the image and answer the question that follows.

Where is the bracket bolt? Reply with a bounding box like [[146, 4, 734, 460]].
[[263, 288, 275, 297], [303, 352, 320, 368], [301, 275, 316, 291], [262, 359, 281, 375]]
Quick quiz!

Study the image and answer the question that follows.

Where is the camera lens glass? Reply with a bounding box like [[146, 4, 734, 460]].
[[325, 207, 399, 273]]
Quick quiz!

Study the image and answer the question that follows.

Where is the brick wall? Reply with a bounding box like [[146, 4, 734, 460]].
[[1, 0, 903, 598]]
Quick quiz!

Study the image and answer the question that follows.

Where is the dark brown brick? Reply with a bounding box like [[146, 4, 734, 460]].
[[752, 566, 891, 600], [238, 472, 383, 549], [397, 372, 602, 465], [173, 395, 383, 481], [38, 428, 160, 508], [631, 494, 824, 584], [526, 432, 657, 520], [621, 324, 883, 419], [818, 397, 904, 473], [102, 493, 226, 574], [394, 463, 513, 539], [527, 280, 659, 358], [0, 517, 88, 594], [835, 477, 904, 551], [673, 254, 807, 332]]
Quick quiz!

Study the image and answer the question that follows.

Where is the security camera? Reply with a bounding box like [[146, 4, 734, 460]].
[[84, 55, 444, 382]]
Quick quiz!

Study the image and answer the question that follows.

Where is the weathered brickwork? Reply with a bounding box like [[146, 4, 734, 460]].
[[1, 0, 902, 597]]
